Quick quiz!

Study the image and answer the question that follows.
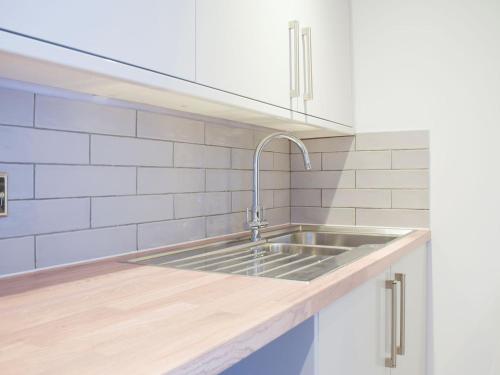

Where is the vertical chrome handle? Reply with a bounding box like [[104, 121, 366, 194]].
[[386, 279, 398, 368], [288, 20, 300, 98], [396, 273, 406, 355], [301, 27, 313, 101]]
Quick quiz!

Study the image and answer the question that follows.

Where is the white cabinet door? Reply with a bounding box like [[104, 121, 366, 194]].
[[390, 244, 428, 375], [317, 269, 391, 375], [0, 0, 195, 80], [300, 0, 353, 126], [196, 0, 303, 110]]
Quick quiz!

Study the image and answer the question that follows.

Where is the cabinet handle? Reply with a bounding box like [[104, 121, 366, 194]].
[[396, 273, 406, 355], [289, 20, 300, 98], [301, 27, 313, 101], [386, 279, 398, 368]]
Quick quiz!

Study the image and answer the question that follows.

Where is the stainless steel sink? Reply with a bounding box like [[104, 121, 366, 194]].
[[128, 225, 411, 282]]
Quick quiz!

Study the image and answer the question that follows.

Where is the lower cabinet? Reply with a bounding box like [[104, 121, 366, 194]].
[[222, 244, 428, 375], [317, 244, 427, 375]]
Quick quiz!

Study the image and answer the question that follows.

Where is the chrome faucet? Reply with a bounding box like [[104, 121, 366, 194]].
[[247, 132, 312, 242]]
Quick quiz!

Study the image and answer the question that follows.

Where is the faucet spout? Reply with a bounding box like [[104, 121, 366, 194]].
[[247, 132, 311, 242]]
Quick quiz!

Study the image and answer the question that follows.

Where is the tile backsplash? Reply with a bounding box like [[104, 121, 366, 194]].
[[291, 131, 430, 228], [0, 86, 290, 275], [0, 84, 429, 277]]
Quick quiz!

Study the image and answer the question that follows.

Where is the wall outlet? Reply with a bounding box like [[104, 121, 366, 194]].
[[0, 172, 7, 217]]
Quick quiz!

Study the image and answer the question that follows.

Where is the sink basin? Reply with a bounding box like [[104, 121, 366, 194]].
[[268, 231, 397, 248], [128, 225, 410, 282]]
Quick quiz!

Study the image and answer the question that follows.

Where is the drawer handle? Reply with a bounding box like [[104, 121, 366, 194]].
[[289, 20, 300, 98], [301, 27, 313, 101], [396, 273, 406, 355], [386, 279, 398, 368]]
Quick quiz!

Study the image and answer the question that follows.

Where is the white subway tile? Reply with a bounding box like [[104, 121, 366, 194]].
[[91, 135, 172, 167], [265, 206, 290, 226], [36, 225, 136, 268], [138, 168, 205, 194], [392, 190, 430, 209], [356, 131, 429, 150], [0, 236, 34, 275], [322, 151, 391, 170], [392, 150, 429, 169], [322, 189, 391, 208], [261, 171, 290, 189], [356, 170, 429, 189], [231, 190, 273, 212], [273, 189, 290, 208], [137, 111, 204, 143], [206, 212, 246, 237], [35, 165, 136, 198], [254, 131, 290, 153], [138, 217, 205, 249], [291, 189, 321, 207], [0, 164, 33, 199], [206, 123, 254, 149], [291, 171, 355, 189], [174, 143, 230, 169], [356, 209, 429, 228], [291, 153, 321, 171], [0, 198, 89, 238], [35, 95, 136, 136], [206, 170, 252, 191], [231, 149, 273, 170], [92, 195, 173, 227], [0, 87, 34, 127], [291, 207, 355, 225], [273, 153, 290, 171], [291, 136, 354, 153], [174, 192, 231, 219], [0, 126, 89, 164]]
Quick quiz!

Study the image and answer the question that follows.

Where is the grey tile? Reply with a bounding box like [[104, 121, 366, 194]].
[[0, 87, 34, 127], [291, 153, 321, 171], [0, 163, 34, 199], [0, 236, 35, 275], [322, 189, 391, 208], [35, 165, 136, 198], [231, 190, 273, 212], [0, 126, 89, 164], [273, 189, 290, 208], [0, 198, 89, 238], [254, 131, 290, 153], [392, 150, 429, 169], [291, 207, 355, 225], [35, 95, 136, 136], [273, 153, 290, 171], [36, 225, 136, 268], [356, 170, 429, 189], [138, 217, 206, 249], [91, 135, 173, 167], [206, 123, 254, 149], [356, 131, 429, 150], [265, 206, 290, 226], [91, 195, 174, 227], [174, 143, 230, 169], [291, 136, 354, 153], [137, 111, 204, 143], [174, 192, 231, 219], [138, 168, 205, 194], [356, 209, 429, 228], [291, 189, 321, 207], [206, 212, 246, 237], [261, 171, 290, 190], [206, 170, 252, 192], [231, 149, 273, 170], [392, 190, 430, 209], [322, 151, 391, 170], [291, 171, 355, 189]]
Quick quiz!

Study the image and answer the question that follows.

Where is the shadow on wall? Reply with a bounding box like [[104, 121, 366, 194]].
[[290, 132, 430, 229]]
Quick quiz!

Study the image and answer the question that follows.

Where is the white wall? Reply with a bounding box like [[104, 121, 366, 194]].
[[351, 1, 500, 374]]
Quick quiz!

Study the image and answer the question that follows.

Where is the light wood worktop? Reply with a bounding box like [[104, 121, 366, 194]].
[[0, 226, 430, 375]]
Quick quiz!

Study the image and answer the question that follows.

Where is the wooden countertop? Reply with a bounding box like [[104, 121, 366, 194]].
[[0, 227, 430, 375]]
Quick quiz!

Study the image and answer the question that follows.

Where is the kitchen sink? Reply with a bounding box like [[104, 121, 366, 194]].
[[128, 225, 410, 282]]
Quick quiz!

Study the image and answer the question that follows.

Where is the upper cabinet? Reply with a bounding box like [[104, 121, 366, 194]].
[[0, 0, 196, 80]]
